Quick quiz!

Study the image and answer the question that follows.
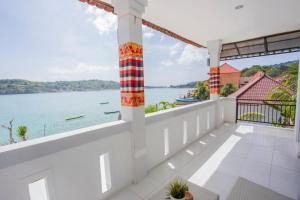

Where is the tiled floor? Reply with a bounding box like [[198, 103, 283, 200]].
[[108, 123, 300, 200]]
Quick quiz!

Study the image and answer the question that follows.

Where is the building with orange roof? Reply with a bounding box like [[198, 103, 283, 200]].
[[208, 63, 241, 88]]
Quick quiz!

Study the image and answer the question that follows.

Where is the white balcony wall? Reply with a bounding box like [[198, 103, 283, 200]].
[[0, 121, 133, 200], [0, 98, 236, 200], [146, 100, 218, 169]]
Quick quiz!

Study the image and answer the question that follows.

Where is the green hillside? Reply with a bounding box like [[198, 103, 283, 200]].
[[0, 79, 120, 95], [241, 60, 298, 78]]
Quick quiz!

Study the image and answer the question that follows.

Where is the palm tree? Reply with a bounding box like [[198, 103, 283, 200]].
[[266, 63, 298, 126], [17, 125, 28, 141]]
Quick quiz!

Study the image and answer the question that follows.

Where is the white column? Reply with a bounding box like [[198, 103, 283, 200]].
[[207, 39, 222, 100], [295, 50, 300, 159], [112, 0, 148, 182], [207, 40, 223, 127]]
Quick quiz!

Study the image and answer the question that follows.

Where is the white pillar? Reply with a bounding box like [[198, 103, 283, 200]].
[[207, 40, 222, 100], [295, 50, 300, 159], [112, 0, 148, 182], [207, 40, 223, 127]]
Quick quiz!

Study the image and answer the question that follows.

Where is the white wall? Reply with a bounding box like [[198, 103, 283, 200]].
[[0, 98, 236, 200], [0, 121, 133, 200], [145, 100, 217, 169]]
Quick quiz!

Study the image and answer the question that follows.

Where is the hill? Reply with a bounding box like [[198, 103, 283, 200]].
[[170, 81, 197, 88], [0, 79, 120, 95], [241, 60, 298, 78]]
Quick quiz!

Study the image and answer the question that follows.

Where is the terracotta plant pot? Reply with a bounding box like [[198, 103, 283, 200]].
[[185, 191, 193, 200]]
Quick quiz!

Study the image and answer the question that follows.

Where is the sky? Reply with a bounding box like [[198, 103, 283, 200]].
[[0, 0, 299, 86]]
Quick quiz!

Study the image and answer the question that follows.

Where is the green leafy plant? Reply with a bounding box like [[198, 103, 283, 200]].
[[220, 83, 237, 97], [240, 112, 264, 121], [167, 178, 188, 199], [145, 101, 176, 114], [192, 81, 209, 101], [17, 125, 28, 141]]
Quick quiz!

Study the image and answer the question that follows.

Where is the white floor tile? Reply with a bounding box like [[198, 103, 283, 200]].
[[247, 145, 274, 164], [107, 188, 142, 200], [240, 159, 271, 187], [272, 150, 300, 173], [129, 176, 161, 198], [270, 165, 300, 186]]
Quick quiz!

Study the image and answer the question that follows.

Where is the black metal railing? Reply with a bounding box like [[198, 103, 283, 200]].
[[236, 99, 296, 126]]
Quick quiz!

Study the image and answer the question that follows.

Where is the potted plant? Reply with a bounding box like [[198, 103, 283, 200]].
[[167, 178, 189, 200]]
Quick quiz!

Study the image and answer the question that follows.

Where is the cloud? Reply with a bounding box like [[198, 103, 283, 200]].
[[160, 35, 165, 43], [169, 43, 182, 56], [161, 60, 174, 66], [49, 63, 114, 75], [144, 31, 154, 39], [176, 45, 206, 65], [143, 26, 154, 39], [86, 6, 117, 35]]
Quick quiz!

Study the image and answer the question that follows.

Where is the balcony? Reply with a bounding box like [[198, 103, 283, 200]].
[[110, 122, 299, 200], [0, 98, 299, 200]]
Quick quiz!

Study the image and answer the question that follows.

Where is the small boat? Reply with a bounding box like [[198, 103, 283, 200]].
[[104, 111, 120, 114], [65, 115, 85, 121], [175, 98, 198, 105], [100, 102, 109, 105]]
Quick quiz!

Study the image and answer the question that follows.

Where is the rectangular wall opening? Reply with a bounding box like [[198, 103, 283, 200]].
[[196, 115, 200, 137], [183, 120, 187, 145], [28, 178, 49, 200], [207, 111, 210, 130], [164, 128, 169, 156], [100, 152, 112, 193]]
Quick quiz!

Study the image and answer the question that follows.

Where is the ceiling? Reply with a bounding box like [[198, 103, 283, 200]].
[[102, 0, 300, 47]]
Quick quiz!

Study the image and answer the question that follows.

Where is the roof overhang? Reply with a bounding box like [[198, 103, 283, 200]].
[[80, 0, 300, 59]]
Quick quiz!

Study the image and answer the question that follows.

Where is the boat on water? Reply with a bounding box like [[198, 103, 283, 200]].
[[65, 115, 85, 121], [175, 97, 199, 105], [100, 102, 109, 105], [104, 111, 120, 114]]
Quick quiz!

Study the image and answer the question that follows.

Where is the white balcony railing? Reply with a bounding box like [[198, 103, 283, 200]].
[[0, 98, 236, 200]]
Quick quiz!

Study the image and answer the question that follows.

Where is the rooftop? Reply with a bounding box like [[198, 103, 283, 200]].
[[230, 71, 291, 99], [220, 63, 240, 74]]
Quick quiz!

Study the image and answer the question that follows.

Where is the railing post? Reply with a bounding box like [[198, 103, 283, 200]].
[[235, 99, 238, 123], [294, 49, 300, 158]]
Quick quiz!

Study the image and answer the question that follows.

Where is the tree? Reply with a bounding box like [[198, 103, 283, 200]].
[[266, 63, 298, 126], [192, 81, 209, 101], [17, 125, 28, 141], [220, 83, 237, 97], [1, 119, 15, 144]]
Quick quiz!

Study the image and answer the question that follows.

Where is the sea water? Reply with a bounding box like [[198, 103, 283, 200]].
[[0, 88, 189, 144]]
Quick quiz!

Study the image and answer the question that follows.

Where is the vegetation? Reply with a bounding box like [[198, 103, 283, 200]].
[[240, 112, 264, 121], [220, 83, 237, 97], [167, 178, 189, 199], [241, 60, 298, 78], [265, 62, 298, 126], [17, 126, 28, 141], [0, 79, 120, 95], [192, 81, 209, 101], [145, 101, 176, 114]]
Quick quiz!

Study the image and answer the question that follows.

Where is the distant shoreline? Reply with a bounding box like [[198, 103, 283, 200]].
[[0, 79, 196, 95]]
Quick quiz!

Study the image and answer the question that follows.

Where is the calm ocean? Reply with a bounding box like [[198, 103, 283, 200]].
[[0, 88, 189, 144]]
